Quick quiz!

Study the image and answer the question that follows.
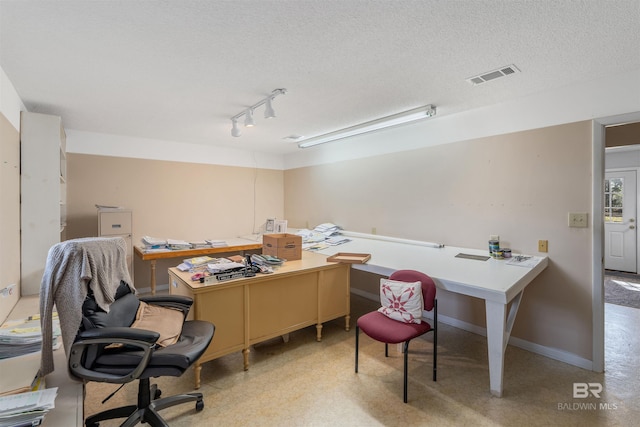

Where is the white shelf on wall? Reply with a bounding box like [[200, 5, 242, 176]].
[[20, 112, 66, 296]]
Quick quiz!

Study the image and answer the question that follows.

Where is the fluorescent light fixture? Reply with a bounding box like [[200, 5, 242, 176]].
[[297, 105, 436, 148]]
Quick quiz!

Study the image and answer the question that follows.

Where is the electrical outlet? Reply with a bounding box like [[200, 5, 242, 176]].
[[538, 240, 548, 253], [568, 213, 588, 228]]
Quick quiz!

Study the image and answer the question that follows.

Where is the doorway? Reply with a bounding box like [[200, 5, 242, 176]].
[[604, 169, 637, 273], [593, 114, 640, 373]]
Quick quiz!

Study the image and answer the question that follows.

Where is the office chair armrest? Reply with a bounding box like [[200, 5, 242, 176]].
[[139, 295, 193, 317], [77, 326, 160, 344], [69, 327, 158, 384]]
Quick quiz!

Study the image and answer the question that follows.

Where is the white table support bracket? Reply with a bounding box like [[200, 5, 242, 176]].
[[485, 289, 525, 397]]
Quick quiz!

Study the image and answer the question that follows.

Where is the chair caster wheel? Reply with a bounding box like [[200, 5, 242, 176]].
[[154, 389, 162, 399], [196, 399, 204, 411]]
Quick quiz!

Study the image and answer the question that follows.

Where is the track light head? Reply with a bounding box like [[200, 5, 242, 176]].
[[230, 89, 286, 137], [231, 119, 241, 137], [264, 97, 276, 119], [244, 109, 255, 127]]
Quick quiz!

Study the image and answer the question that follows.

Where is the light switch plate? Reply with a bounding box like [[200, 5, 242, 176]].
[[568, 213, 588, 228], [538, 240, 548, 252]]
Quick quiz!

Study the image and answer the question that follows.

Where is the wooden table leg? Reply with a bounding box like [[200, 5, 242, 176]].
[[243, 348, 250, 370], [194, 362, 202, 389], [150, 259, 156, 295], [344, 314, 350, 331], [316, 323, 323, 341]]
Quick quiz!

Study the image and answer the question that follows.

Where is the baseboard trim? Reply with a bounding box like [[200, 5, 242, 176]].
[[136, 283, 169, 295], [350, 289, 594, 371]]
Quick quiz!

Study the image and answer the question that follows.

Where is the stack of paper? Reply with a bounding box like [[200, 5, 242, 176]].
[[295, 229, 327, 243], [0, 315, 60, 359], [506, 255, 542, 268], [206, 240, 228, 248], [313, 223, 342, 237], [326, 236, 351, 246], [299, 223, 348, 250], [207, 262, 245, 273], [141, 236, 167, 251], [189, 240, 210, 249], [183, 256, 215, 269], [0, 388, 57, 427], [167, 239, 191, 250]]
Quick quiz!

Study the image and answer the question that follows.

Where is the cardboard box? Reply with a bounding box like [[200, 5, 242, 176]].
[[262, 233, 302, 260]]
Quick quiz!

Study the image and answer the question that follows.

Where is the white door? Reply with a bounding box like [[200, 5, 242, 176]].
[[604, 170, 637, 272]]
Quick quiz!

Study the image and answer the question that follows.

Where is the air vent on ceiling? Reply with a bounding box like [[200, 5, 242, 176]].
[[467, 64, 520, 86]]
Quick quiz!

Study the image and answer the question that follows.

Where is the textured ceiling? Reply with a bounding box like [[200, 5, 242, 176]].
[[1, 0, 639, 155]]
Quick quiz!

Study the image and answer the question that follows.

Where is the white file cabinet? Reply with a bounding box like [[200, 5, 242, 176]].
[[98, 208, 133, 279]]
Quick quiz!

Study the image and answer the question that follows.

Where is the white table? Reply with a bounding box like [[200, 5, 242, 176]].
[[314, 233, 548, 397]]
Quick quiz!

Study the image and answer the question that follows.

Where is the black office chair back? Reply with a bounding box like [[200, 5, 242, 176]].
[[75, 281, 140, 374]]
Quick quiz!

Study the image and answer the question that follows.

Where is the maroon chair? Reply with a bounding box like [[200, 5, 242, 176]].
[[355, 270, 437, 403]]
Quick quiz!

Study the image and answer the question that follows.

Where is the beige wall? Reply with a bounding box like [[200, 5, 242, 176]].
[[0, 113, 21, 320], [284, 121, 594, 360], [62, 121, 596, 361], [66, 154, 284, 288]]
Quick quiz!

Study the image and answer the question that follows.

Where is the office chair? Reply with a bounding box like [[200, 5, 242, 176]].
[[39, 237, 215, 427], [355, 270, 437, 403]]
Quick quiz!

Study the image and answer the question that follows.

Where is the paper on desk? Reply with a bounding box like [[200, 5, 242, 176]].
[[207, 262, 245, 273], [505, 255, 542, 268], [325, 236, 351, 246], [0, 410, 46, 427], [0, 387, 57, 416]]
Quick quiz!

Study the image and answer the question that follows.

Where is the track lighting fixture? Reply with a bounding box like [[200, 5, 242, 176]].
[[297, 105, 437, 148], [231, 119, 241, 137], [244, 109, 255, 127], [230, 88, 286, 137], [264, 97, 276, 119]]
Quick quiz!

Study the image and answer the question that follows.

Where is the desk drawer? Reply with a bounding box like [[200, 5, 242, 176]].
[[99, 211, 132, 235]]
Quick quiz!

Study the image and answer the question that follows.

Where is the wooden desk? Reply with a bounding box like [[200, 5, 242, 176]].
[[315, 233, 548, 397], [168, 251, 351, 388], [135, 238, 263, 294]]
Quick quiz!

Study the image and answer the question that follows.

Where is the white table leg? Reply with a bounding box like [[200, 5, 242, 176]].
[[485, 291, 524, 397]]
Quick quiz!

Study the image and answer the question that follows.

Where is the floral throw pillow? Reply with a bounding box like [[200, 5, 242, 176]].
[[377, 278, 423, 324]]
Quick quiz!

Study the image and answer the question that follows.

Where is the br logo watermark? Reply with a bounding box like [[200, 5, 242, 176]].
[[573, 382, 602, 398], [557, 383, 618, 411]]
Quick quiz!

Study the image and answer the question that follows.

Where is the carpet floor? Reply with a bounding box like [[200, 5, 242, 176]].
[[605, 271, 640, 309]]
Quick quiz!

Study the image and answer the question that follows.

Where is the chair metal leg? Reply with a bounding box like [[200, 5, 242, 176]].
[[85, 405, 138, 426], [355, 325, 359, 373], [433, 299, 438, 382], [403, 340, 410, 403]]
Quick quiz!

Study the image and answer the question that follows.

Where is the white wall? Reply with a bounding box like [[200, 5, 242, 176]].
[[0, 66, 23, 320], [0, 66, 25, 131], [606, 146, 640, 169], [65, 129, 284, 170]]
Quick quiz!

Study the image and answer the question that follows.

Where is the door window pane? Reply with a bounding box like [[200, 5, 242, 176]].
[[605, 177, 624, 223]]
